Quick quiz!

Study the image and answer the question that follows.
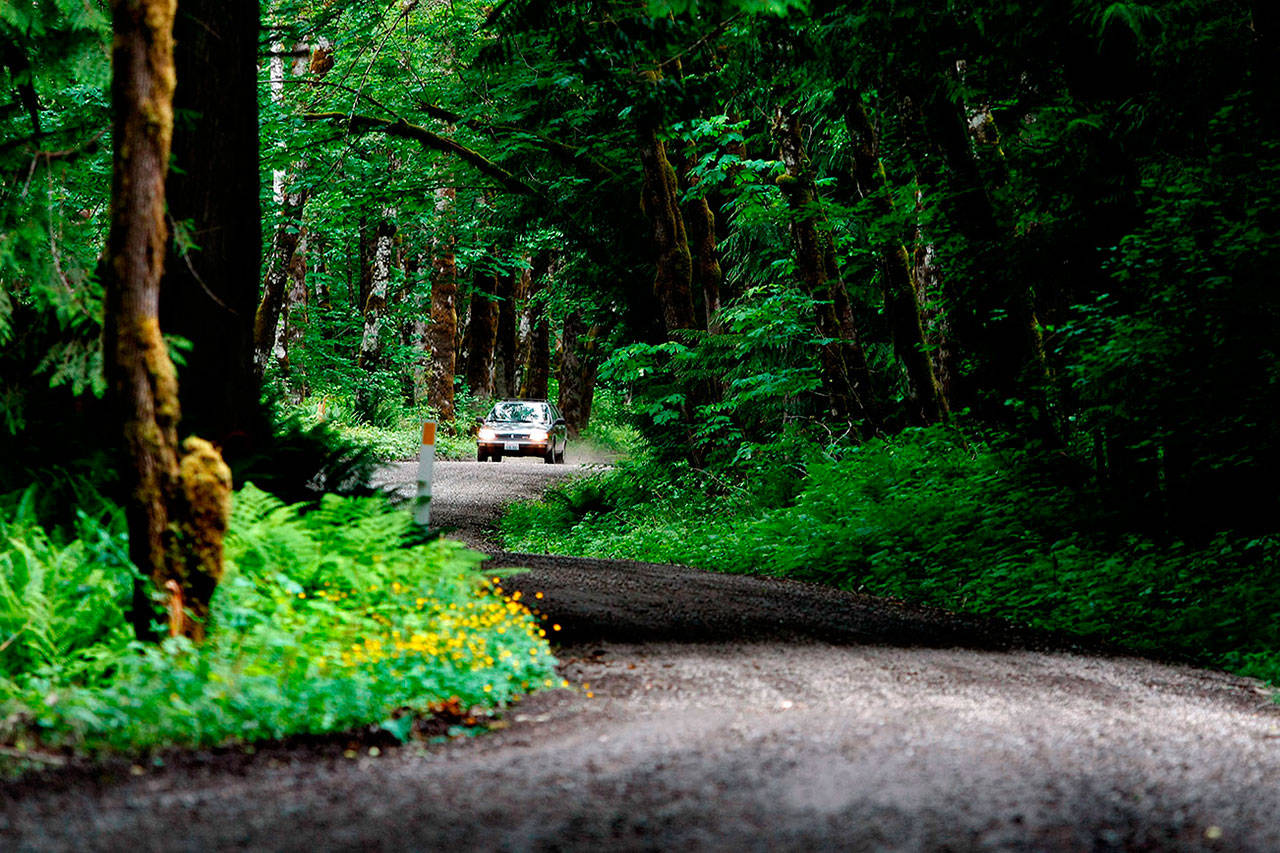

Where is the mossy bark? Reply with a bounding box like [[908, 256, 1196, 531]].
[[428, 187, 458, 422], [678, 147, 723, 331], [254, 187, 307, 380], [910, 70, 1048, 423], [463, 270, 498, 399], [844, 95, 946, 424], [523, 312, 551, 400], [358, 216, 397, 371], [559, 312, 599, 438], [772, 107, 879, 429], [493, 270, 523, 398], [103, 0, 232, 644], [638, 120, 697, 335], [521, 258, 551, 400]]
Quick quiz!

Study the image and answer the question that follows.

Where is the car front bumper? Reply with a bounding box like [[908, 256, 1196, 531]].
[[478, 440, 550, 457]]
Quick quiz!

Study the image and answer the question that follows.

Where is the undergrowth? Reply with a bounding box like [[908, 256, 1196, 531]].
[[502, 425, 1280, 683], [285, 394, 483, 461], [0, 485, 558, 757]]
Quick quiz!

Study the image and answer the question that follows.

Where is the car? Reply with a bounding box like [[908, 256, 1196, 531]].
[[476, 399, 568, 464]]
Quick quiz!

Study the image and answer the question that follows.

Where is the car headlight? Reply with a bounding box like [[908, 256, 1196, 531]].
[[528, 429, 548, 441], [478, 427, 497, 441]]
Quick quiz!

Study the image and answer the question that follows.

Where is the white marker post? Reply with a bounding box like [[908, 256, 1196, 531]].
[[415, 421, 436, 529]]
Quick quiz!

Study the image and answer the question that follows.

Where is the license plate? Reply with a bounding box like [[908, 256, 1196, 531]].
[[504, 442, 520, 451]]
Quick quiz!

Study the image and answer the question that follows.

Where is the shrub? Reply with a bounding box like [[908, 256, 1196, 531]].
[[0, 485, 558, 755], [502, 426, 1280, 682]]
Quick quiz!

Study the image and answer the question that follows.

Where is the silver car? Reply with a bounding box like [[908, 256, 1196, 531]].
[[476, 399, 568, 463]]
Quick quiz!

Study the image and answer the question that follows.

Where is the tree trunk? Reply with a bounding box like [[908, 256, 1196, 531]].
[[638, 119, 697, 335], [843, 94, 945, 424], [278, 223, 309, 394], [312, 233, 331, 310], [358, 216, 396, 370], [912, 70, 1048, 420], [103, 0, 231, 644], [254, 187, 307, 380], [523, 312, 551, 400], [772, 107, 879, 428], [558, 312, 599, 438], [679, 149, 723, 331], [912, 238, 955, 404], [513, 257, 534, 390], [521, 261, 550, 399], [427, 187, 458, 422], [403, 249, 431, 405], [463, 269, 498, 399], [493, 268, 526, 398], [158, 0, 262, 456]]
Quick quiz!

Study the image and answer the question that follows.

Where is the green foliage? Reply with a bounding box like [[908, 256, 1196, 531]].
[[0, 486, 558, 755], [575, 386, 645, 456], [503, 427, 1280, 682], [0, 487, 132, 680]]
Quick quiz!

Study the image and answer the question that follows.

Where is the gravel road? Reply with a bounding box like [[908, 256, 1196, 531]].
[[5, 459, 1280, 851]]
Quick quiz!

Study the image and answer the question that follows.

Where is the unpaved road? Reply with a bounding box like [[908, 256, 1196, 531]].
[[5, 459, 1280, 851]]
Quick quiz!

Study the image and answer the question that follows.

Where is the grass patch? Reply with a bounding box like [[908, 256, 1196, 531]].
[[502, 426, 1280, 683], [0, 485, 558, 759]]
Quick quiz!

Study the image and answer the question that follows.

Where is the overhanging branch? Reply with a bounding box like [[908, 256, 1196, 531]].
[[304, 112, 536, 195]]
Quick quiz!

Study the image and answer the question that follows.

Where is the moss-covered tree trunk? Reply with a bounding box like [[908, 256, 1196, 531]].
[[638, 119, 697, 335], [910, 70, 1048, 422], [103, 0, 232, 644], [679, 149, 723, 332], [358, 216, 397, 371], [520, 259, 550, 399], [772, 107, 879, 428], [254, 186, 307, 380], [492, 270, 521, 398], [158, 0, 261, 455], [427, 187, 458, 422], [404, 249, 431, 405], [523, 312, 550, 400], [463, 269, 498, 399], [513, 256, 534, 390], [558, 312, 599, 438], [843, 94, 945, 424], [279, 221, 309, 395]]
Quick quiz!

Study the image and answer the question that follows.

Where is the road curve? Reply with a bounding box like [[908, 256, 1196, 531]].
[[4, 460, 1280, 851]]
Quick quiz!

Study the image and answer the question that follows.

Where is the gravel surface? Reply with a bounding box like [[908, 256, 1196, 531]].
[[375, 456, 595, 549], [5, 460, 1280, 851]]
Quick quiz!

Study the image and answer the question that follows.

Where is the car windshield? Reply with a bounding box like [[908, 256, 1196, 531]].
[[487, 402, 548, 424]]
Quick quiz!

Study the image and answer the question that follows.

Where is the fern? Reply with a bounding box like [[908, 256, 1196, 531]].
[[1095, 2, 1164, 44]]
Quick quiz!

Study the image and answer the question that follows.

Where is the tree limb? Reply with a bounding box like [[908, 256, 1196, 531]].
[[411, 100, 620, 182], [304, 112, 536, 195]]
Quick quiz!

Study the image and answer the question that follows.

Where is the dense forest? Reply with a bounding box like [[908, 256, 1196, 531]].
[[2, 0, 1279, 754]]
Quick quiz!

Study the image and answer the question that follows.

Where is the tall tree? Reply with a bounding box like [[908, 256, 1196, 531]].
[[462, 268, 498, 399], [103, 0, 231, 642], [772, 106, 879, 427], [520, 257, 551, 399], [638, 78, 698, 336], [559, 311, 599, 437], [427, 187, 458, 421], [158, 0, 263, 454], [358, 215, 397, 370], [493, 268, 524, 398], [843, 92, 945, 423], [254, 185, 307, 380]]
